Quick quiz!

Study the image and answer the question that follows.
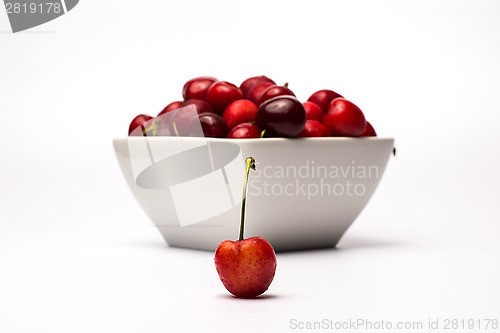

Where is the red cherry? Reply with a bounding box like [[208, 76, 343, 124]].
[[323, 98, 366, 137], [182, 99, 215, 115], [299, 120, 329, 137], [189, 113, 229, 138], [246, 82, 274, 105], [227, 123, 261, 138], [222, 99, 258, 129], [361, 121, 377, 137], [258, 84, 295, 105], [205, 81, 244, 115], [303, 101, 324, 122], [214, 157, 276, 298], [308, 89, 343, 113], [215, 236, 276, 298], [158, 101, 182, 116], [128, 114, 153, 136], [182, 76, 217, 101], [240, 76, 275, 97]]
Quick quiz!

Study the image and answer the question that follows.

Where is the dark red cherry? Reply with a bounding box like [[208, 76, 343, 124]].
[[240, 76, 275, 97], [323, 98, 366, 137], [227, 123, 261, 139], [182, 99, 215, 114], [303, 101, 324, 122], [129, 114, 153, 136], [205, 81, 244, 115], [299, 120, 329, 137], [222, 99, 258, 129], [256, 96, 306, 137], [190, 113, 229, 138], [361, 121, 377, 137], [158, 101, 182, 116], [246, 82, 274, 105], [258, 84, 295, 105], [182, 76, 217, 101], [308, 89, 343, 113]]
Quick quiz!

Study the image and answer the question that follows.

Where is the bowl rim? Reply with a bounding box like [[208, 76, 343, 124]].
[[114, 137, 395, 143]]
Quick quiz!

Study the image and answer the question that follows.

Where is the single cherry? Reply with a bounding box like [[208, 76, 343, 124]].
[[182, 99, 215, 115], [303, 101, 324, 122], [258, 83, 295, 105], [361, 121, 377, 137], [308, 89, 343, 113], [299, 120, 329, 137], [227, 123, 261, 139], [182, 76, 217, 101], [223, 99, 258, 129], [323, 98, 366, 137], [158, 101, 182, 116], [214, 157, 277, 298], [240, 76, 275, 97], [256, 96, 306, 137], [128, 114, 153, 136], [205, 81, 244, 115], [189, 113, 229, 138], [246, 82, 274, 105]]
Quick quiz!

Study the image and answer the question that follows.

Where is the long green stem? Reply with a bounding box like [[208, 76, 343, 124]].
[[239, 156, 256, 241]]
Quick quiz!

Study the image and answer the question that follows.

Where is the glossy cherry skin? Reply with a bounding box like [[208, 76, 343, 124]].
[[256, 96, 306, 137], [215, 236, 277, 298], [246, 82, 274, 105], [258, 85, 295, 105], [227, 123, 261, 139], [303, 101, 324, 122], [182, 76, 217, 101], [222, 99, 258, 129], [361, 121, 377, 137], [308, 89, 343, 113], [205, 81, 244, 115], [240, 76, 275, 97], [129, 114, 153, 136], [299, 120, 329, 137], [323, 98, 366, 137], [158, 101, 183, 116], [182, 99, 214, 115], [189, 112, 229, 138]]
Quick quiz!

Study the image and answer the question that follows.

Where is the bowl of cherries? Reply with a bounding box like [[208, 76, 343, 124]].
[[114, 76, 394, 252]]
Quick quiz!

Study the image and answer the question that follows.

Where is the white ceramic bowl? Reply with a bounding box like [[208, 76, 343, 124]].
[[113, 137, 394, 252]]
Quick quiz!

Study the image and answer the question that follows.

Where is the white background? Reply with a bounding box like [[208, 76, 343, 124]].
[[1, 1, 500, 332]]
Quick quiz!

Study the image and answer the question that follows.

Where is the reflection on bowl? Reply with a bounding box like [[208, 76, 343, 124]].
[[113, 137, 394, 252]]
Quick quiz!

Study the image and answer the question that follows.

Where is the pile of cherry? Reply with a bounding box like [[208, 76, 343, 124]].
[[128, 76, 377, 138]]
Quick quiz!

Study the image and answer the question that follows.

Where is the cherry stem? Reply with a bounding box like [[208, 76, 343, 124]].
[[284, 82, 289, 88], [142, 124, 155, 136], [260, 129, 266, 138], [239, 156, 256, 241], [142, 120, 161, 136]]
